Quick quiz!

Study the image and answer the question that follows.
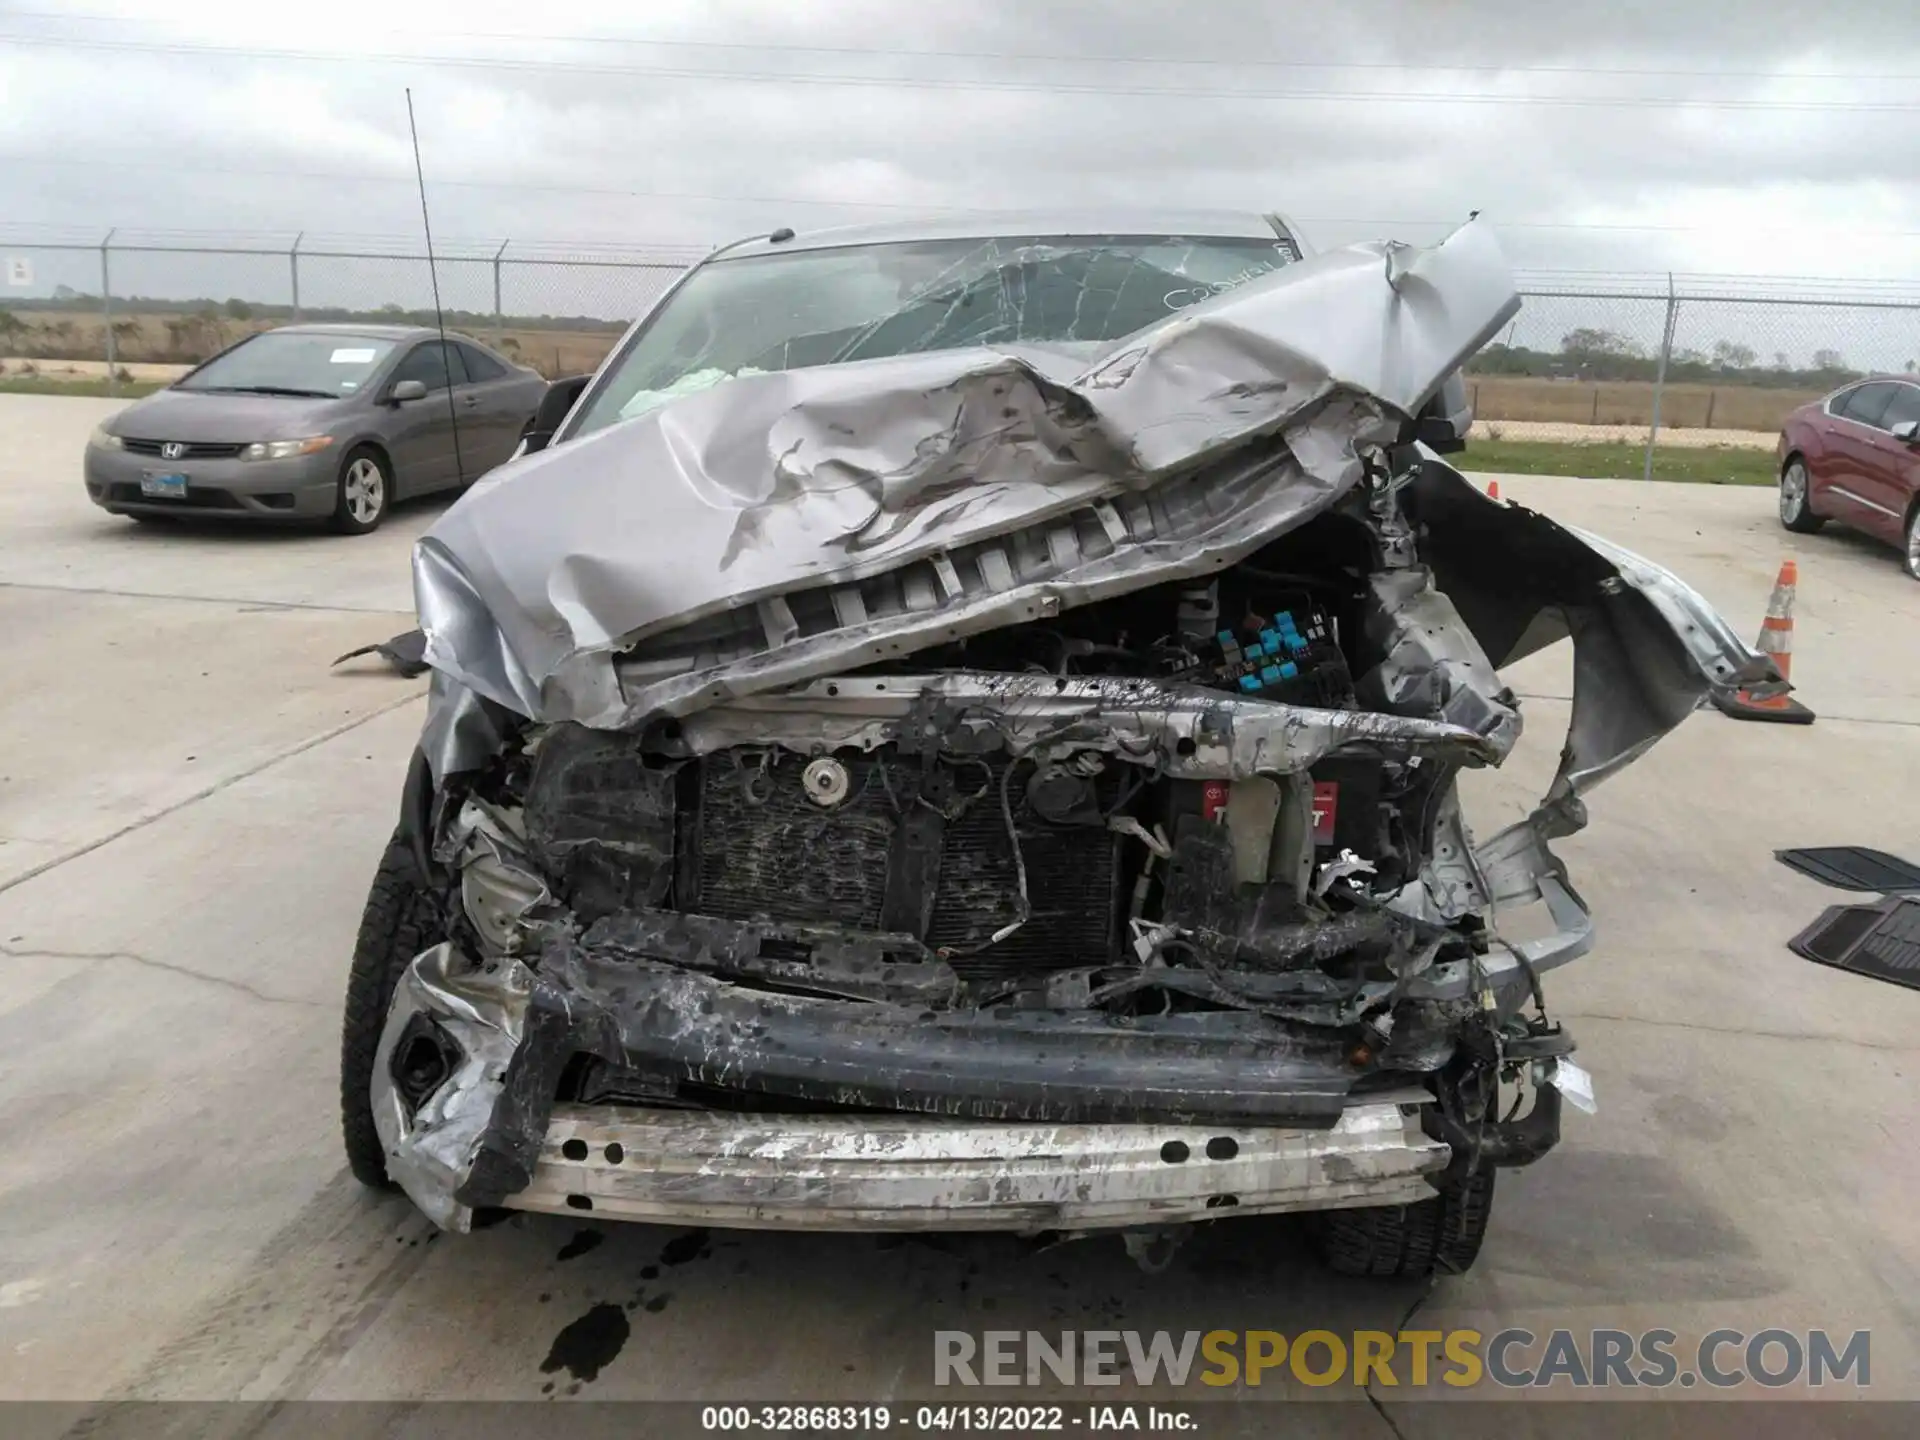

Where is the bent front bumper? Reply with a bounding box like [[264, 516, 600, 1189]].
[[371, 943, 1455, 1232], [504, 1100, 1449, 1234]]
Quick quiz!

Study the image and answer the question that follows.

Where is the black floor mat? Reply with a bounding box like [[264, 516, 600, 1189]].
[[1776, 846, 1920, 893], [1790, 896, 1920, 991]]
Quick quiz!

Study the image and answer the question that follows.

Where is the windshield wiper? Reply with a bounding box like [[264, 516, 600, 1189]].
[[189, 384, 337, 399]]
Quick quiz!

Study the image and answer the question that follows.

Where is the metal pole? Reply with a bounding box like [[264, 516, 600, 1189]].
[[100, 228, 116, 397], [1644, 274, 1676, 482], [492, 239, 509, 346], [290, 232, 303, 321]]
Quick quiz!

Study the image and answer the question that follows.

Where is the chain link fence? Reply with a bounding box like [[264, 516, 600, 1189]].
[[0, 237, 685, 386], [6, 236, 1919, 479], [1475, 273, 1920, 469]]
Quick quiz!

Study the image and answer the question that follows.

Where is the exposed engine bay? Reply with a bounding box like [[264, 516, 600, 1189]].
[[480, 511, 1486, 1022], [350, 218, 1775, 1251]]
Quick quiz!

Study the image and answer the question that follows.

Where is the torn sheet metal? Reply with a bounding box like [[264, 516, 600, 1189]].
[[370, 943, 534, 1232], [505, 1100, 1448, 1233], [1403, 458, 1768, 810], [412, 220, 1520, 733]]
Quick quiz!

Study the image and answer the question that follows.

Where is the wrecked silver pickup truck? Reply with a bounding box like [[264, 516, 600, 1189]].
[[339, 212, 1772, 1277]]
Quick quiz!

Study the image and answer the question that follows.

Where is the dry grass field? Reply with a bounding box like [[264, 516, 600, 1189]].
[[0, 308, 623, 379], [1467, 375, 1818, 432]]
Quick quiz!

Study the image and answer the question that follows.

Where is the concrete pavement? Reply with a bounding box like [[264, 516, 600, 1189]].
[[2, 395, 1917, 1417]]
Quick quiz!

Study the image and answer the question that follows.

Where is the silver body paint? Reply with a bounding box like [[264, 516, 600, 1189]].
[[368, 219, 1771, 1232]]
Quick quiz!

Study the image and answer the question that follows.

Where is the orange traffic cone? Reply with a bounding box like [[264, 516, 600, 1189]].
[[1487, 479, 1501, 500], [1711, 559, 1815, 725]]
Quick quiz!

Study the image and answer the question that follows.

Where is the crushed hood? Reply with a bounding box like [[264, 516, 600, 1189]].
[[413, 220, 1522, 728]]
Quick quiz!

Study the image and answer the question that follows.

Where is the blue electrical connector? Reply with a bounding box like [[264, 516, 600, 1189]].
[[1201, 607, 1333, 698]]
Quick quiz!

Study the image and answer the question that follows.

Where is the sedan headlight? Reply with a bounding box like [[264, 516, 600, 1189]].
[[89, 425, 123, 451], [242, 436, 335, 462]]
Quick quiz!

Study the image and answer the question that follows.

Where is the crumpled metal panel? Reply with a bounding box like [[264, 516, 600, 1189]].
[[1357, 567, 1522, 756], [369, 943, 534, 1232], [412, 220, 1520, 735]]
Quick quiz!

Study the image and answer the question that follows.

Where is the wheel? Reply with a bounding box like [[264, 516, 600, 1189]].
[[1904, 505, 1920, 581], [339, 828, 444, 1189], [1778, 457, 1824, 534], [1308, 1167, 1497, 1279], [331, 446, 391, 535]]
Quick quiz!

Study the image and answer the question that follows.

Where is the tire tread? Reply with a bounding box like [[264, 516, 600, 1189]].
[[339, 829, 442, 1189], [1310, 1167, 1496, 1279]]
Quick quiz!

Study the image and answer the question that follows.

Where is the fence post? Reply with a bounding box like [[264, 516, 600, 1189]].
[[1644, 274, 1677, 482], [290, 232, 303, 322], [100, 229, 116, 397], [492, 239, 509, 347]]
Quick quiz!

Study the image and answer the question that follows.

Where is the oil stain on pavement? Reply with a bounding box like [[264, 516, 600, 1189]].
[[540, 1302, 630, 1382], [537, 1229, 712, 1387]]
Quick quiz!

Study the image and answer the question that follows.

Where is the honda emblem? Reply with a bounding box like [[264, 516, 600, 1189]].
[[160, 442, 187, 460]]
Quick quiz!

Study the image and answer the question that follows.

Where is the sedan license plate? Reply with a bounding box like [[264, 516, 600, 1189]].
[[139, 470, 189, 499]]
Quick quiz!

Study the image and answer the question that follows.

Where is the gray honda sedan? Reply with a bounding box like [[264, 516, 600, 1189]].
[[83, 324, 546, 534]]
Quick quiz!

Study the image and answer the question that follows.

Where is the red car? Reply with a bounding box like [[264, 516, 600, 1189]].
[[1777, 376, 1920, 579]]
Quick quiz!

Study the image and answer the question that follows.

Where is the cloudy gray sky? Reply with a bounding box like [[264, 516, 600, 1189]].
[[3, 0, 1919, 286]]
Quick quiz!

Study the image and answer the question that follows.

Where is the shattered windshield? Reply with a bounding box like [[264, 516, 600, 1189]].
[[571, 234, 1298, 436]]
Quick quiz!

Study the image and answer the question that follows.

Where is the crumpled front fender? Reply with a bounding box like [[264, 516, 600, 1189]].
[[1396, 457, 1767, 994], [370, 942, 534, 1231]]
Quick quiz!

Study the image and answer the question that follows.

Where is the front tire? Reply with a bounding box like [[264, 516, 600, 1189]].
[[331, 446, 392, 535], [1308, 1167, 1497, 1279], [1903, 505, 1920, 581], [1779, 457, 1824, 534], [339, 829, 444, 1189]]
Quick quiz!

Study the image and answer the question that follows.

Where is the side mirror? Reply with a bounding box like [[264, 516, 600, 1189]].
[[389, 379, 428, 404], [518, 374, 593, 455], [1892, 419, 1920, 445]]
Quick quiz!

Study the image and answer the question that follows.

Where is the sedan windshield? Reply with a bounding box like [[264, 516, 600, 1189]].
[[571, 234, 1298, 438], [177, 332, 399, 398]]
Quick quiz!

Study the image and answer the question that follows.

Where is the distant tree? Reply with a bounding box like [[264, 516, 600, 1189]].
[[1560, 327, 1643, 358], [1812, 348, 1846, 371], [1906, 359, 1917, 374], [225, 298, 253, 321], [1710, 340, 1757, 370], [175, 310, 228, 357], [1773, 352, 1791, 369], [1674, 347, 1710, 365], [0, 308, 22, 336]]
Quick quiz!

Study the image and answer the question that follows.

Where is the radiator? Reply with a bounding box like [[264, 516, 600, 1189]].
[[690, 749, 1121, 978]]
